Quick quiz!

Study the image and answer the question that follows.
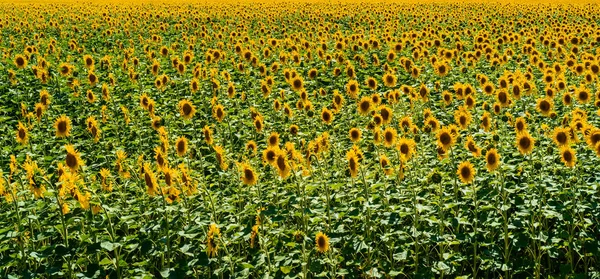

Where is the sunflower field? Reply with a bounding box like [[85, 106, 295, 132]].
[[1, 0, 600, 278]]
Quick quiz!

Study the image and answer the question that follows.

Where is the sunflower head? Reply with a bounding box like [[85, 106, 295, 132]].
[[437, 127, 455, 152], [179, 99, 196, 120], [54, 115, 72, 138], [457, 161, 475, 184], [348, 128, 362, 143], [65, 144, 83, 172], [516, 132, 535, 155], [267, 132, 280, 147], [485, 148, 500, 172], [315, 231, 330, 253], [560, 147, 576, 168], [175, 137, 188, 157]]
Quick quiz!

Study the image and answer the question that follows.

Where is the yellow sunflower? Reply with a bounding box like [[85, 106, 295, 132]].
[[315, 231, 330, 253], [54, 115, 72, 138], [456, 161, 475, 184]]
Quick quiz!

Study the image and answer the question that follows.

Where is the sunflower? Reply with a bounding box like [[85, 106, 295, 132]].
[[267, 132, 280, 147], [263, 146, 279, 166], [357, 96, 372, 116], [349, 128, 362, 143], [514, 117, 527, 134], [16, 122, 28, 145], [552, 127, 570, 147], [175, 136, 188, 157], [86, 90, 95, 103], [382, 127, 397, 148], [34, 103, 44, 122], [291, 76, 304, 91], [87, 71, 98, 86], [379, 154, 394, 176], [397, 138, 415, 161], [365, 77, 377, 90], [179, 99, 196, 120], [65, 144, 83, 172], [238, 162, 258, 185], [464, 136, 481, 157], [346, 80, 360, 99], [58, 62, 73, 76], [536, 98, 553, 116], [586, 129, 600, 148], [40, 89, 51, 107], [207, 224, 220, 258], [315, 231, 330, 253], [347, 150, 360, 178], [425, 116, 440, 132], [289, 124, 299, 136], [560, 147, 576, 168], [321, 107, 333, 125], [214, 146, 228, 170], [437, 127, 455, 151], [379, 105, 393, 125], [516, 132, 535, 155], [83, 54, 94, 69], [274, 150, 291, 179], [397, 116, 411, 131], [14, 54, 27, 69], [254, 116, 264, 133], [575, 86, 590, 104], [457, 161, 475, 184], [496, 90, 510, 107], [454, 109, 472, 130], [54, 115, 72, 138], [382, 72, 397, 88], [485, 148, 500, 172], [213, 104, 226, 122], [154, 146, 167, 171], [480, 112, 491, 132]]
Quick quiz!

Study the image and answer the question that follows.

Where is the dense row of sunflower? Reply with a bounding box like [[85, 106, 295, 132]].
[[1, 1, 600, 278]]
